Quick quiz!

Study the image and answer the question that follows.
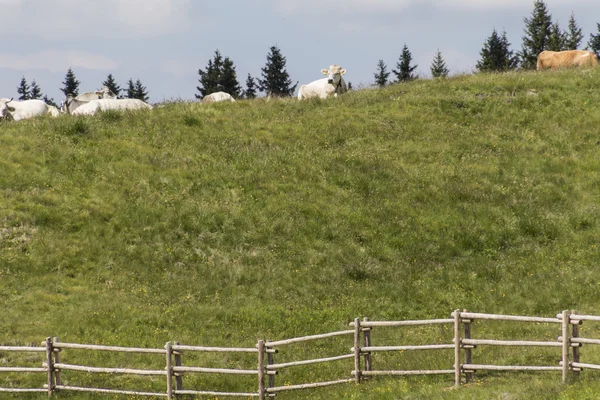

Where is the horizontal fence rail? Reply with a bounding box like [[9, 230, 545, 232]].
[[2, 310, 600, 397]]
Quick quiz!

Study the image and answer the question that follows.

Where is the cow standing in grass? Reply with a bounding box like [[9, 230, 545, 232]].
[[536, 50, 599, 70], [298, 65, 347, 100]]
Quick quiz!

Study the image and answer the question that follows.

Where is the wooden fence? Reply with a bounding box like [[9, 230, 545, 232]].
[[1, 309, 599, 398]]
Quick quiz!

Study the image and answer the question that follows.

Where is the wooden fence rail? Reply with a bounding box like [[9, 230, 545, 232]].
[[2, 309, 600, 397]]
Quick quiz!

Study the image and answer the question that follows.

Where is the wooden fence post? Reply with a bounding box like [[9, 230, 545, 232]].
[[165, 342, 173, 400], [463, 310, 473, 384], [174, 341, 183, 392], [353, 318, 361, 383], [571, 310, 580, 379], [453, 310, 461, 386], [362, 317, 372, 374], [257, 340, 266, 400], [561, 310, 570, 384], [52, 337, 61, 388], [266, 341, 275, 391], [45, 337, 54, 397]]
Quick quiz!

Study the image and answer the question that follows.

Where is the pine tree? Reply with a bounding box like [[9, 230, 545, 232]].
[[588, 23, 600, 56], [258, 45, 297, 97], [430, 50, 449, 78], [565, 12, 583, 50], [134, 79, 149, 102], [102, 74, 122, 98], [373, 60, 390, 87], [520, 0, 553, 69], [220, 57, 242, 98], [126, 78, 136, 99], [393, 44, 418, 82], [546, 22, 566, 51], [43, 95, 58, 108], [125, 78, 149, 102], [196, 50, 224, 99], [60, 67, 80, 97], [244, 74, 257, 99], [347, 82, 353, 90], [29, 80, 43, 99], [17, 76, 30, 100], [477, 29, 519, 72]]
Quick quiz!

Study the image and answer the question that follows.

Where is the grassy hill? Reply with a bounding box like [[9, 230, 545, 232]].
[[2, 69, 600, 399]]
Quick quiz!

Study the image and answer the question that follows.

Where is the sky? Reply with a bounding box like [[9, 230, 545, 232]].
[[0, 0, 599, 103]]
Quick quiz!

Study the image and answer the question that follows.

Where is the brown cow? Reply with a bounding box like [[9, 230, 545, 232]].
[[537, 50, 599, 70]]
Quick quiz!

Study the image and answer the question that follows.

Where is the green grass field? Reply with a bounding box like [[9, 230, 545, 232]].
[[2, 68, 600, 399]]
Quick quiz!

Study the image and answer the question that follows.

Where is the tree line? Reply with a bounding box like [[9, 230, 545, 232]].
[[12, 0, 600, 104], [16, 68, 149, 107], [373, 0, 600, 86]]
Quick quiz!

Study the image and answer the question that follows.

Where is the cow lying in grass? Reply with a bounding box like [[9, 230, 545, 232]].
[[536, 50, 599, 70], [0, 98, 60, 121], [201, 92, 235, 104], [70, 98, 153, 116], [298, 65, 347, 100]]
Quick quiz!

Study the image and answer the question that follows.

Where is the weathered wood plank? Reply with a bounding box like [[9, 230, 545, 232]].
[[266, 379, 353, 393], [462, 364, 561, 371], [0, 346, 45, 352], [54, 342, 165, 354], [267, 354, 354, 370], [54, 363, 166, 376], [172, 344, 258, 353], [459, 312, 559, 324], [266, 330, 354, 347], [350, 319, 453, 327], [461, 339, 561, 347], [360, 370, 454, 376], [172, 366, 258, 375], [175, 389, 259, 397], [54, 385, 167, 396], [359, 344, 454, 352]]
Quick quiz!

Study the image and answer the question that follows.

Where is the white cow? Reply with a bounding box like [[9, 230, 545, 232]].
[[71, 98, 152, 116], [61, 86, 117, 113], [0, 98, 60, 121], [298, 65, 347, 100], [201, 91, 235, 104]]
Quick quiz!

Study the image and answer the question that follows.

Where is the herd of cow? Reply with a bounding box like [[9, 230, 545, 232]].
[[0, 52, 596, 122]]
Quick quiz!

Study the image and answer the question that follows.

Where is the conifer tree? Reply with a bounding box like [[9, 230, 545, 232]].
[[588, 23, 600, 56], [347, 82, 353, 90], [520, 0, 552, 69], [220, 57, 242, 98], [244, 74, 258, 99], [102, 74, 122, 98], [29, 80, 43, 99], [196, 50, 224, 99], [17, 76, 30, 100], [478, 29, 519, 72], [373, 60, 390, 87], [43, 96, 58, 108], [126, 78, 136, 99], [134, 79, 149, 102], [430, 50, 449, 78], [546, 22, 566, 51], [60, 67, 80, 97], [258, 45, 297, 97], [565, 12, 583, 50], [393, 44, 418, 82]]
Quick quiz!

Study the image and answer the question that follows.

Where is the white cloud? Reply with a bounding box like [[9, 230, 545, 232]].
[[273, 0, 596, 15], [0, 50, 119, 73], [0, 0, 193, 39]]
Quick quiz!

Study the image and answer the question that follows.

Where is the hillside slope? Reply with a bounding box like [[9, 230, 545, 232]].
[[1, 69, 600, 399]]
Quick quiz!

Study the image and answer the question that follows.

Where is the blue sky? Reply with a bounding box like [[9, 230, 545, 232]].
[[0, 0, 599, 103]]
